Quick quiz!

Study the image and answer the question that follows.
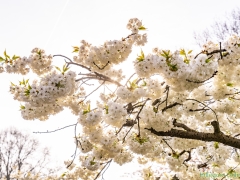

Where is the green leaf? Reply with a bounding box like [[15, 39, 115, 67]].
[[63, 64, 69, 73], [83, 110, 89, 115], [169, 64, 178, 71], [205, 58, 211, 63], [222, 52, 229, 57], [134, 135, 148, 145], [87, 104, 90, 111], [141, 80, 147, 86], [138, 25, 147, 30], [183, 58, 190, 64], [20, 105, 25, 109], [83, 104, 91, 115], [24, 89, 30, 96], [72, 46, 79, 53], [21, 78, 26, 85], [0, 56, 4, 62], [188, 50, 193, 54], [172, 152, 180, 159], [10, 82, 15, 86], [4, 50, 7, 58], [137, 49, 145, 62], [128, 79, 138, 91], [90, 161, 96, 165], [162, 50, 170, 57], [179, 49, 186, 56], [3, 50, 10, 59], [147, 173, 152, 177], [12, 55, 20, 60], [55, 66, 61, 72], [153, 107, 158, 113], [160, 53, 167, 58], [214, 142, 219, 149], [105, 105, 108, 114], [227, 83, 233, 87], [160, 50, 172, 60], [228, 168, 235, 174]]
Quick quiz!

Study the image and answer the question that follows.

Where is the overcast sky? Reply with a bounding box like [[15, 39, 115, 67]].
[[1, 0, 240, 179]]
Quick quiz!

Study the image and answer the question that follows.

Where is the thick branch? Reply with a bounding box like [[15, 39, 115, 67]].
[[145, 125, 240, 149]]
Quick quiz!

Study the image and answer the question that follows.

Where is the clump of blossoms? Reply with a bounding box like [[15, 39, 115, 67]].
[[0, 50, 30, 74], [4, 18, 240, 180], [0, 48, 52, 75]]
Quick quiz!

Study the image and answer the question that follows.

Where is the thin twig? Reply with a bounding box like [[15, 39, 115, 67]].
[[53, 54, 91, 71], [122, 33, 137, 41], [78, 81, 105, 104], [94, 159, 112, 180], [66, 123, 78, 169], [186, 98, 218, 122], [33, 123, 77, 134], [162, 139, 175, 153], [186, 71, 218, 83], [93, 61, 110, 70], [124, 73, 136, 86]]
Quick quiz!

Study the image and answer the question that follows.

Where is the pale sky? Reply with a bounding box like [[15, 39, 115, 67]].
[[0, 0, 240, 179]]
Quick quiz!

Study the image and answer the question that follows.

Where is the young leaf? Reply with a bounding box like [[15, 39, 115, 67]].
[[153, 107, 158, 113], [172, 152, 180, 159], [63, 64, 69, 73], [169, 64, 178, 71], [20, 105, 25, 109], [179, 49, 186, 56], [0, 56, 5, 62], [183, 58, 190, 64], [12, 55, 20, 60], [55, 66, 61, 72], [137, 49, 145, 62], [83, 110, 89, 115], [3, 50, 7, 58], [162, 50, 169, 56], [214, 142, 219, 149], [87, 104, 91, 111], [141, 80, 147, 86], [105, 105, 109, 114], [227, 83, 233, 87], [72, 46, 79, 53], [205, 58, 211, 63], [138, 26, 147, 30]]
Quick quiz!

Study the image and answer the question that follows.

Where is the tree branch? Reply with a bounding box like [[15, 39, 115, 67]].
[[145, 121, 240, 149]]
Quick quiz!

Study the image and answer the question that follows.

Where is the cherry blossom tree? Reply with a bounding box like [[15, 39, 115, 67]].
[[1, 18, 240, 179]]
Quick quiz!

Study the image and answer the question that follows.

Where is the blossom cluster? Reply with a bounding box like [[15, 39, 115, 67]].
[[9, 69, 77, 120], [0, 48, 52, 75]]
